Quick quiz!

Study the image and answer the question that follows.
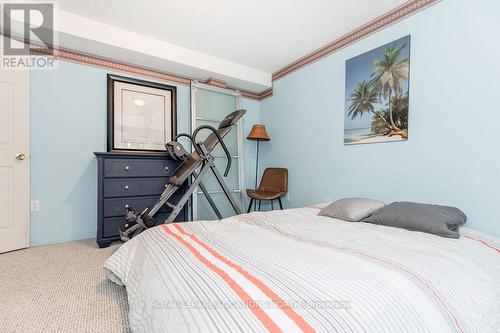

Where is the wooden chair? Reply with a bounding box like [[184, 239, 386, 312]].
[[246, 168, 288, 213]]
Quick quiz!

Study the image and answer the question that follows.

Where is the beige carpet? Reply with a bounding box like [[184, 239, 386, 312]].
[[0, 240, 130, 333]]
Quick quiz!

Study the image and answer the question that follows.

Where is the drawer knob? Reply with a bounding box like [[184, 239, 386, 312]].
[[124, 204, 129, 209], [124, 166, 130, 171], [164, 166, 169, 172], [124, 185, 130, 191], [164, 184, 168, 188]]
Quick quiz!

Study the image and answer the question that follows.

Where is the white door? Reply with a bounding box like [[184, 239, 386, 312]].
[[0, 55, 30, 253], [191, 82, 244, 220]]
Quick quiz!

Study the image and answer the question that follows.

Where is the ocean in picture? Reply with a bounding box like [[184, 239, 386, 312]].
[[344, 35, 410, 145]]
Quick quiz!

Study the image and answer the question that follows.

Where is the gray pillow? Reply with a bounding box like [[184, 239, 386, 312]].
[[318, 198, 385, 222], [362, 202, 467, 238]]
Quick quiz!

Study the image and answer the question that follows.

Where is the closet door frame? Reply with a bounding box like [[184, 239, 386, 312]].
[[190, 81, 244, 220]]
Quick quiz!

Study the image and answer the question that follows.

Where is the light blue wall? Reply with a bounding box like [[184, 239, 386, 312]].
[[260, 0, 500, 237], [30, 60, 260, 245], [30, 0, 498, 243]]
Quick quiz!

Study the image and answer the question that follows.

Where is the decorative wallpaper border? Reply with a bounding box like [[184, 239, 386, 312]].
[[28, 0, 440, 100], [240, 88, 273, 100], [272, 0, 441, 81], [31, 45, 192, 85], [202, 77, 273, 99], [204, 78, 228, 88], [31, 44, 271, 100]]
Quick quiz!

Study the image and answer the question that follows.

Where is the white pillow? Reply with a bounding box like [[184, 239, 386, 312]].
[[318, 198, 385, 222]]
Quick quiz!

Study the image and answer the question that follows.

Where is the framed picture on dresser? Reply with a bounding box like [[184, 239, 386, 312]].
[[107, 74, 177, 153]]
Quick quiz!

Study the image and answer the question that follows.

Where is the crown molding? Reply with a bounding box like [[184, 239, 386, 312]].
[[30, 44, 273, 100], [240, 88, 273, 100], [272, 0, 441, 81], [30, 44, 192, 85], [204, 78, 228, 88], [26, 0, 439, 101]]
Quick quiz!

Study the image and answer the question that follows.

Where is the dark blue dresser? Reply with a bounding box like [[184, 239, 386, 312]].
[[94, 152, 188, 248]]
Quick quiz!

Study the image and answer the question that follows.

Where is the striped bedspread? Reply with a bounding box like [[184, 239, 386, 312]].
[[104, 206, 500, 332]]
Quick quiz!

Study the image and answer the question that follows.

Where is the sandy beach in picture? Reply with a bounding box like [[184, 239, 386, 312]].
[[344, 128, 404, 145]]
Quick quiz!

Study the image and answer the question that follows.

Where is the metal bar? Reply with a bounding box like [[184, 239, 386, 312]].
[[165, 163, 211, 224], [209, 161, 243, 215], [197, 182, 223, 220], [192, 170, 223, 220], [247, 198, 254, 213], [195, 189, 241, 195], [212, 155, 239, 159], [148, 184, 178, 216], [196, 117, 241, 126]]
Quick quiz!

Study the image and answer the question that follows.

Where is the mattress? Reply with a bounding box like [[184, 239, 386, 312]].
[[104, 206, 500, 332]]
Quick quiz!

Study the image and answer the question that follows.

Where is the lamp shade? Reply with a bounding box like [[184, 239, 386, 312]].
[[247, 124, 270, 141]]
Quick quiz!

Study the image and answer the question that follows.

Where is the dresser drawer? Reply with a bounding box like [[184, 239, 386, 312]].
[[103, 195, 182, 217], [104, 158, 177, 178], [103, 211, 187, 238], [104, 178, 169, 198], [95, 152, 187, 248]]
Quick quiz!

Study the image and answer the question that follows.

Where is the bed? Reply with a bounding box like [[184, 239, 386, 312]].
[[104, 205, 500, 332]]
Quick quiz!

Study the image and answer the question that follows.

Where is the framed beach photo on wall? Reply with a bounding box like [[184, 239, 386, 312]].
[[107, 74, 177, 153], [344, 35, 410, 145]]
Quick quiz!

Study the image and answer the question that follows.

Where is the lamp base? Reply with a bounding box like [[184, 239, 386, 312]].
[[253, 140, 260, 210]]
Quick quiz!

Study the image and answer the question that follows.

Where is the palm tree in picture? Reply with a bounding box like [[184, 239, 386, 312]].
[[370, 43, 409, 132], [390, 93, 409, 130], [371, 110, 390, 134], [348, 80, 391, 130], [371, 93, 409, 137]]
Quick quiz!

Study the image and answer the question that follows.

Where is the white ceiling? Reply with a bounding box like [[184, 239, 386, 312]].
[[55, 0, 405, 72], [25, 0, 407, 90]]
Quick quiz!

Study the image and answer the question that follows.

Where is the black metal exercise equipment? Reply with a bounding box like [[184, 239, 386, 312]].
[[119, 109, 246, 241]]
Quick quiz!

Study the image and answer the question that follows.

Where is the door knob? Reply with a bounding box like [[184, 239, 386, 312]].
[[16, 153, 26, 161]]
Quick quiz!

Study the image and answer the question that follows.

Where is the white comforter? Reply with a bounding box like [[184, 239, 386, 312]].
[[104, 206, 500, 333]]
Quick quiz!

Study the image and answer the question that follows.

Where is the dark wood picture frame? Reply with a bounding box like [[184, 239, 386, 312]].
[[107, 74, 177, 154]]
